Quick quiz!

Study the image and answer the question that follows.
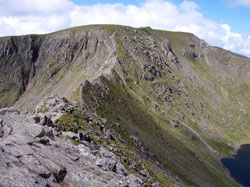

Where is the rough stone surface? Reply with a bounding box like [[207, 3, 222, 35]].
[[0, 102, 145, 187], [27, 124, 45, 138]]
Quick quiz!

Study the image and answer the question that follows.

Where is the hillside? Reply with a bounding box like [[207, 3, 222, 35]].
[[0, 24, 250, 186]]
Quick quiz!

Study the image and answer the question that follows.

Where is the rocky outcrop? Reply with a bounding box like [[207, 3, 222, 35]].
[[182, 48, 198, 61], [161, 40, 181, 68], [0, 97, 148, 187]]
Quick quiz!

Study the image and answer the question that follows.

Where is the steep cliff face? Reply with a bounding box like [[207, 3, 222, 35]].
[[0, 26, 117, 109], [0, 35, 40, 107], [0, 25, 250, 186]]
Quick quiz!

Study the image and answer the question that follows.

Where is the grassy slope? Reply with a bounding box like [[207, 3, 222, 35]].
[[161, 31, 250, 147], [82, 72, 239, 186], [85, 26, 248, 186]]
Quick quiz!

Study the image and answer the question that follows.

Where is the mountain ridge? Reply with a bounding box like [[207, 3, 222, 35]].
[[0, 24, 250, 186]]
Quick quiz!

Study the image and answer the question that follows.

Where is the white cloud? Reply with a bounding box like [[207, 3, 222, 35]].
[[0, 0, 74, 16], [228, 0, 250, 7], [180, 1, 199, 11], [0, 0, 250, 57]]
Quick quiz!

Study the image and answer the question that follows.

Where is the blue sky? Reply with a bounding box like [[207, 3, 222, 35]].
[[1, 0, 250, 56], [189, 0, 250, 35]]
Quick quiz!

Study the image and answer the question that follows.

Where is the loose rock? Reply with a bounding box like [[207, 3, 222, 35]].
[[27, 125, 45, 138]]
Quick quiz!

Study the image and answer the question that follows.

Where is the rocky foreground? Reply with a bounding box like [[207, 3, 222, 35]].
[[0, 96, 157, 187]]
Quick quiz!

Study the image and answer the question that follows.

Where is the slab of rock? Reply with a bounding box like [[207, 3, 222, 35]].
[[2, 124, 12, 136], [44, 127, 55, 140], [27, 124, 45, 138], [0, 107, 19, 115], [62, 131, 77, 138]]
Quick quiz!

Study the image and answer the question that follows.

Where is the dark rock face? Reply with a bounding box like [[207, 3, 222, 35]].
[[54, 169, 67, 183], [144, 65, 162, 81], [161, 41, 181, 68], [79, 132, 91, 142], [182, 48, 198, 61], [46, 118, 54, 128], [33, 116, 40, 123], [0, 36, 42, 108], [0, 27, 111, 110], [39, 138, 50, 145]]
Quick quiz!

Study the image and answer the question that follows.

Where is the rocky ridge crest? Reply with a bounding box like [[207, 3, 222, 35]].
[[0, 95, 160, 187]]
